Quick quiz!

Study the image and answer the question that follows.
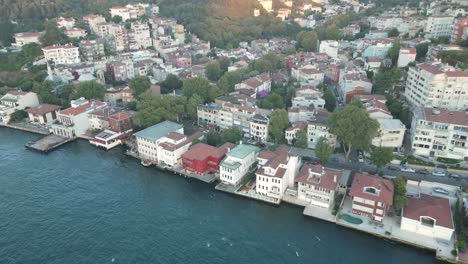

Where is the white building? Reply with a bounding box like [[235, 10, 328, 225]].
[[405, 63, 468, 111], [83, 15, 107, 34], [307, 110, 337, 149], [250, 114, 269, 143], [13, 32, 41, 47], [256, 146, 300, 199], [42, 44, 80, 65], [234, 73, 271, 97], [285, 121, 307, 144], [51, 98, 107, 138], [425, 15, 455, 39], [397, 48, 417, 68], [372, 118, 406, 149], [26, 104, 61, 125], [220, 144, 260, 186], [157, 132, 203, 167], [291, 65, 325, 86], [258, 0, 273, 13], [129, 22, 152, 49], [288, 106, 314, 123], [296, 164, 342, 209], [57, 17, 76, 30], [0, 91, 40, 123], [319, 40, 339, 59], [134, 121, 184, 162], [411, 107, 468, 160], [401, 194, 454, 241], [65, 28, 87, 39]]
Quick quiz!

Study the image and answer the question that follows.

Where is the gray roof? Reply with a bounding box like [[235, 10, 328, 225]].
[[377, 118, 405, 130], [134, 121, 183, 141]]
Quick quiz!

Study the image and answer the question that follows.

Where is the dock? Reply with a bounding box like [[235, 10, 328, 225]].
[[25, 134, 73, 153]]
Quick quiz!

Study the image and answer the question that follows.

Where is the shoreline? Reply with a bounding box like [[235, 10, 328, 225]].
[[2, 126, 457, 263]]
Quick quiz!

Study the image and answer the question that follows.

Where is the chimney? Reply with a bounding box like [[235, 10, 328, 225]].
[[333, 174, 337, 183]]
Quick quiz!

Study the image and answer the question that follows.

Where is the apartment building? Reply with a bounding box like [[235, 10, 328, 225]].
[[42, 44, 80, 65], [80, 39, 105, 61], [425, 15, 455, 39]]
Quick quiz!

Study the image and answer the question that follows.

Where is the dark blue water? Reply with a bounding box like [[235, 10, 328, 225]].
[[0, 128, 442, 264]]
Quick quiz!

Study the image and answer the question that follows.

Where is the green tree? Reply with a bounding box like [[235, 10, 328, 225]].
[[293, 130, 308, 148], [415, 42, 429, 62], [387, 28, 399, 37], [133, 92, 186, 128], [40, 20, 69, 47], [129, 76, 151, 98], [253, 58, 274, 73], [32, 81, 61, 104], [186, 94, 203, 119], [217, 56, 231, 73], [205, 131, 223, 147], [217, 70, 242, 94], [297, 31, 318, 51], [370, 147, 393, 168], [160, 74, 183, 93], [205, 61, 222, 82], [269, 109, 289, 143], [315, 137, 333, 163], [392, 177, 408, 211], [223, 127, 242, 144], [324, 88, 336, 112], [71, 81, 105, 100], [328, 101, 380, 159], [257, 93, 283, 109], [387, 42, 401, 66], [111, 15, 123, 24], [0, 20, 14, 47], [373, 67, 401, 94], [8, 110, 28, 123], [182, 77, 220, 102]]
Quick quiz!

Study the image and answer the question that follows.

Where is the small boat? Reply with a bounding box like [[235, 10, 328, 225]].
[[141, 160, 152, 167]]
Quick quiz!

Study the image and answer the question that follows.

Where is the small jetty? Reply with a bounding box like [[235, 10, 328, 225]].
[[25, 134, 73, 153]]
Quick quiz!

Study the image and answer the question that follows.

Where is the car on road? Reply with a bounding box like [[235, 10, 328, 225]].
[[400, 166, 415, 173], [433, 187, 449, 195], [432, 169, 447, 177], [387, 165, 400, 171], [415, 169, 429, 175], [449, 173, 460, 179], [358, 155, 364, 163]]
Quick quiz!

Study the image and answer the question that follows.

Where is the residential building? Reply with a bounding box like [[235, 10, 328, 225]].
[[13, 32, 41, 47], [65, 28, 87, 39], [363, 39, 393, 58], [220, 144, 260, 186], [411, 107, 468, 160], [291, 65, 325, 86], [157, 131, 203, 167], [307, 109, 337, 149], [285, 121, 307, 144], [349, 173, 394, 222], [234, 73, 271, 97], [129, 22, 152, 49], [42, 44, 80, 65], [319, 40, 339, 59], [182, 143, 235, 175], [425, 15, 455, 39], [372, 118, 406, 150], [134, 121, 184, 162], [104, 86, 135, 106], [256, 146, 300, 199], [397, 48, 417, 68], [258, 0, 273, 13], [401, 194, 454, 241], [404, 63, 468, 111], [0, 91, 40, 124], [338, 68, 373, 103], [250, 114, 269, 143], [296, 164, 342, 209], [291, 95, 325, 109], [89, 111, 134, 150], [106, 62, 128, 82], [110, 4, 147, 22], [26, 104, 61, 125], [80, 39, 105, 61], [83, 15, 107, 34], [288, 106, 314, 123], [452, 18, 468, 42], [57, 17, 75, 30], [51, 98, 107, 138]]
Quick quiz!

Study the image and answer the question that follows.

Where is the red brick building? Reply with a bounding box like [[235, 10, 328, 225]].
[[349, 173, 394, 222], [182, 143, 234, 175]]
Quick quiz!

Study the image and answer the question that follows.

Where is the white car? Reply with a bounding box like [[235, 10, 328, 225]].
[[400, 166, 415, 173], [358, 155, 364, 163], [432, 169, 447, 177]]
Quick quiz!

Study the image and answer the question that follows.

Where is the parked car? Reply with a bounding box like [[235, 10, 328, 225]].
[[433, 187, 449, 195], [387, 165, 400, 171], [432, 169, 447, 177], [400, 166, 415, 173], [449, 173, 460, 179], [415, 169, 429, 175], [358, 155, 364, 163]]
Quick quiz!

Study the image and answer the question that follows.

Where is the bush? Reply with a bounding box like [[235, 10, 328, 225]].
[[405, 156, 435, 167], [451, 249, 458, 256], [437, 157, 460, 165], [8, 109, 28, 123]]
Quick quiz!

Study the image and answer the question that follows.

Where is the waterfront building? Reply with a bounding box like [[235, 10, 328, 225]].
[[51, 98, 107, 138], [42, 44, 80, 65], [296, 164, 342, 209], [410, 107, 468, 161], [0, 91, 40, 124], [156, 131, 203, 167], [26, 104, 61, 125], [401, 194, 454, 241], [349, 173, 394, 222], [404, 63, 468, 111], [219, 144, 260, 186], [182, 143, 235, 175], [134, 121, 184, 162], [89, 111, 134, 150], [255, 146, 300, 199]]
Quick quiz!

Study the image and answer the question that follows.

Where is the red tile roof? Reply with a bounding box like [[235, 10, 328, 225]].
[[445, 71, 468, 77], [7, 90, 28, 96], [403, 194, 453, 229], [182, 142, 234, 161], [26, 104, 61, 115], [424, 108, 468, 127], [350, 173, 394, 206], [108, 111, 133, 121], [296, 164, 342, 190], [60, 100, 106, 116], [256, 145, 290, 178], [418, 63, 444, 75]]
